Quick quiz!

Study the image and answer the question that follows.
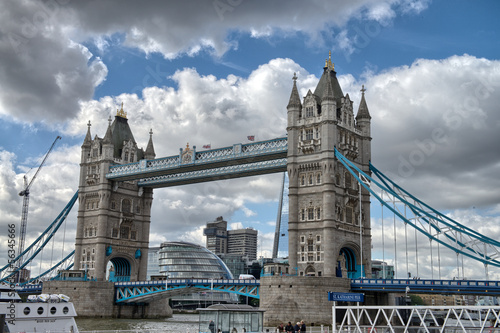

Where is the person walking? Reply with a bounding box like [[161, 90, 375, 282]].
[[294, 322, 300, 333], [300, 320, 306, 333]]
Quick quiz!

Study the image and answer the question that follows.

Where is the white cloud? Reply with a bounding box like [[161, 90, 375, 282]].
[[0, 1, 108, 124]]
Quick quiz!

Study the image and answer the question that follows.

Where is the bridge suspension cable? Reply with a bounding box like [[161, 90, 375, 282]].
[[1, 191, 78, 283], [335, 148, 500, 279]]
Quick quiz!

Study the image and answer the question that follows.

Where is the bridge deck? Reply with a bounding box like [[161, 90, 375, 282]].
[[106, 137, 287, 185]]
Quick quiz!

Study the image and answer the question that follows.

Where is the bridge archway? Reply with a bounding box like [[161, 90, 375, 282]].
[[337, 247, 359, 279], [107, 257, 132, 282]]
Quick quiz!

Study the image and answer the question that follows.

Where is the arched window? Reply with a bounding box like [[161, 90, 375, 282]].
[[122, 199, 131, 213], [316, 173, 321, 184]]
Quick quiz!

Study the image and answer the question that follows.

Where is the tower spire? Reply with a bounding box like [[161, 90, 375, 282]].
[[356, 85, 371, 120], [82, 120, 92, 147], [145, 128, 156, 159], [287, 73, 302, 109]]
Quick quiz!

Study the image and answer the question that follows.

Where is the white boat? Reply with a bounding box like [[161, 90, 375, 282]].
[[0, 284, 79, 333]]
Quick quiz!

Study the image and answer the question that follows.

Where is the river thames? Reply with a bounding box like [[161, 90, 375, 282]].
[[76, 313, 200, 331]]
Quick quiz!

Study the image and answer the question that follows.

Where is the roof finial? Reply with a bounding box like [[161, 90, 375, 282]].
[[149, 128, 153, 137], [361, 85, 366, 95], [327, 50, 334, 71], [292, 72, 297, 82], [108, 115, 112, 126], [87, 120, 91, 128], [116, 102, 127, 118]]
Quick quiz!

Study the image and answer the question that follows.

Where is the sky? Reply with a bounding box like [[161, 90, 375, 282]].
[[1, 0, 500, 281]]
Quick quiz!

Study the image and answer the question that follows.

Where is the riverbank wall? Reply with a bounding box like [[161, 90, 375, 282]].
[[43, 280, 172, 319]]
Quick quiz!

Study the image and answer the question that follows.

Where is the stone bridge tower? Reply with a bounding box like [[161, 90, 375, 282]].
[[74, 105, 155, 281], [286, 53, 372, 278]]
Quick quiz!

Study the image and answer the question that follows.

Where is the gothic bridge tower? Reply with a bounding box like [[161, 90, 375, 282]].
[[74, 104, 155, 281], [286, 53, 372, 278]]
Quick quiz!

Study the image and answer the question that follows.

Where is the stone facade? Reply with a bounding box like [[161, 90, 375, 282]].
[[43, 281, 172, 318], [260, 275, 351, 326], [74, 105, 156, 281], [286, 53, 372, 278]]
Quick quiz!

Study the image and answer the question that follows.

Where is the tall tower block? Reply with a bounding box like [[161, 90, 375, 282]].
[[286, 53, 372, 278], [74, 105, 156, 281]]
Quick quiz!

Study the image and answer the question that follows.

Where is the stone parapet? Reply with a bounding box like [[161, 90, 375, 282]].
[[260, 275, 350, 326]]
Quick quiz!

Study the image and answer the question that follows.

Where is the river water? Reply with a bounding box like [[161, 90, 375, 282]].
[[76, 313, 200, 332]]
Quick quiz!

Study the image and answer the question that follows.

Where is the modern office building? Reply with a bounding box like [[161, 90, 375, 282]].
[[150, 241, 237, 308], [204, 216, 228, 254], [371, 260, 395, 279], [146, 246, 160, 280], [273, 172, 289, 259], [204, 217, 258, 262], [158, 241, 233, 279], [227, 228, 258, 261]]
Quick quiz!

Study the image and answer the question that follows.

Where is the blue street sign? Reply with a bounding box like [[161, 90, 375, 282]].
[[328, 292, 364, 302]]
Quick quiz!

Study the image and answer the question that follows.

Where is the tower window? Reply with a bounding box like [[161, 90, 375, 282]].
[[122, 199, 131, 213], [316, 173, 321, 184], [301, 209, 305, 221], [308, 208, 314, 220], [120, 226, 130, 239], [316, 208, 321, 219], [111, 201, 116, 210], [305, 129, 313, 141], [306, 106, 314, 118], [124, 152, 129, 161], [300, 175, 305, 186], [308, 175, 313, 185]]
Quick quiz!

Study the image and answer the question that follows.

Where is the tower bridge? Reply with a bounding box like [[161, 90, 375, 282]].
[[74, 52, 372, 285], [5, 53, 500, 324]]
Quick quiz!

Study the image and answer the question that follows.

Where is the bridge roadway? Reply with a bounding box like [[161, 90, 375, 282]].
[[105, 137, 287, 187], [18, 278, 500, 302]]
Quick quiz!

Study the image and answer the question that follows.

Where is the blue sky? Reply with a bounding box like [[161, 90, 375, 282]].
[[1, 0, 500, 280]]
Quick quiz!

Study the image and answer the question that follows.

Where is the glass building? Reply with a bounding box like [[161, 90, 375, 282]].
[[159, 241, 234, 279], [158, 241, 238, 308], [273, 172, 289, 259]]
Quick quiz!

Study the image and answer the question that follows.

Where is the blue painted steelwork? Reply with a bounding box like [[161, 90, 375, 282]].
[[334, 148, 500, 269], [351, 278, 500, 295], [139, 158, 287, 188], [0, 191, 78, 283], [114, 279, 260, 303], [106, 137, 287, 186], [21, 251, 75, 285]]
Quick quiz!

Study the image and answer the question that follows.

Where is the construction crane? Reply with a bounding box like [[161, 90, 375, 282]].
[[17, 136, 61, 276]]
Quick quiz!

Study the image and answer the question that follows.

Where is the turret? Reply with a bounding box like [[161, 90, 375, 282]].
[[144, 129, 156, 160]]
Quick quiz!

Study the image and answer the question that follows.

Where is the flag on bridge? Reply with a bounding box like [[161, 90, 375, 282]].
[[247, 135, 255, 141], [203, 144, 211, 149]]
